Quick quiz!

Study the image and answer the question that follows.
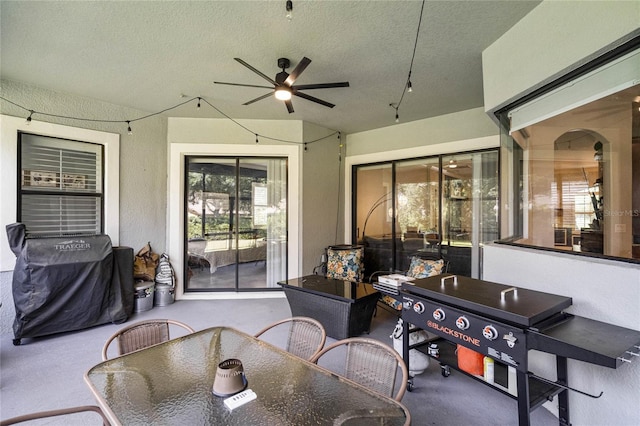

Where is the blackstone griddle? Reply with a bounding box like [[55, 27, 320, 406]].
[[400, 274, 640, 426]]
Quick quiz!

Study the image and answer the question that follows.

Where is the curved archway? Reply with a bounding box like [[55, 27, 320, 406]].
[[553, 129, 608, 253]]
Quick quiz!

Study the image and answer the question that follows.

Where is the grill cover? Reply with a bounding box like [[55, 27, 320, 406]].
[[7, 223, 129, 341]]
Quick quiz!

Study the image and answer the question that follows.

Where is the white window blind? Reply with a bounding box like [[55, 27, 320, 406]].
[[19, 133, 103, 237]]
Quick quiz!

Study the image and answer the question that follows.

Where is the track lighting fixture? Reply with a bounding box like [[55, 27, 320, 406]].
[[285, 0, 293, 21], [127, 121, 132, 135]]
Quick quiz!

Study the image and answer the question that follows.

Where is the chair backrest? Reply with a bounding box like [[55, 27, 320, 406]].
[[0, 405, 109, 425], [102, 319, 195, 360], [310, 337, 409, 401], [254, 317, 327, 361]]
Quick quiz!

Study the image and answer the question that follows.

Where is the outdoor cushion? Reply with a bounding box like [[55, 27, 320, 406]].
[[326, 246, 364, 282], [407, 257, 444, 279]]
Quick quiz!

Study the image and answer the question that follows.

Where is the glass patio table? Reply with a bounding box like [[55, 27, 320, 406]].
[[84, 326, 410, 425]]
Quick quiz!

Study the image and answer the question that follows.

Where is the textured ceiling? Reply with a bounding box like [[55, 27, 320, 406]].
[[0, 1, 541, 134]]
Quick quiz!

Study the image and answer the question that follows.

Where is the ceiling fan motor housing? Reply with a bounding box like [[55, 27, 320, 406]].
[[277, 58, 290, 70]]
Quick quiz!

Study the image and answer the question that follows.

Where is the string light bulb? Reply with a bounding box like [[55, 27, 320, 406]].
[[395, 111, 400, 123], [407, 80, 413, 93], [255, 134, 259, 144], [197, 97, 201, 109], [286, 0, 293, 21], [25, 110, 33, 125], [127, 121, 132, 135]]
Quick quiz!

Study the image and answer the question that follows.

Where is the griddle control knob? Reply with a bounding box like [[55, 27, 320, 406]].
[[413, 302, 425, 314], [455, 316, 470, 330], [433, 308, 446, 321], [482, 325, 498, 341]]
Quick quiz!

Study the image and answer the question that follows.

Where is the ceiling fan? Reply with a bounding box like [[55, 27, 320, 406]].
[[214, 57, 349, 113]]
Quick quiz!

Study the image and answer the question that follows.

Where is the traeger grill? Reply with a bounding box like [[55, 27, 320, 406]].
[[400, 274, 640, 426]]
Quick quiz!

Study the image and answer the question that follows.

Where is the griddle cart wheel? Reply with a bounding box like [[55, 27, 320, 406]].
[[440, 364, 451, 377], [12, 338, 21, 346], [407, 378, 414, 392]]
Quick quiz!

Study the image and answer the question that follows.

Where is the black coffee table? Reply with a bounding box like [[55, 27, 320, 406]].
[[278, 275, 380, 340]]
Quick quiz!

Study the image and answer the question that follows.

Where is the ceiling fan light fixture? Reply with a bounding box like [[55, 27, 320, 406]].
[[275, 87, 292, 101]]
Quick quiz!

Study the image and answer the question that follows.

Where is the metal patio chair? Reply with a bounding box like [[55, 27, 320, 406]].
[[0, 405, 109, 425], [254, 316, 327, 361], [310, 337, 409, 401], [101, 318, 195, 360]]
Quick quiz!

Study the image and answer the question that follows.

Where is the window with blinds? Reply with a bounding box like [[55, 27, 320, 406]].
[[18, 132, 103, 237]]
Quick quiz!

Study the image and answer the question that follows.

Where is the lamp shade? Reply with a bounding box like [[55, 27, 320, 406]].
[[212, 358, 247, 397]]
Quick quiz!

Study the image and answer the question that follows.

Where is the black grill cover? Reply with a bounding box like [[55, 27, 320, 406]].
[[7, 223, 130, 342]]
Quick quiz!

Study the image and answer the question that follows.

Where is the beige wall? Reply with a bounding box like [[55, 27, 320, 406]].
[[483, 0, 640, 114], [482, 3, 640, 425], [301, 122, 344, 274], [346, 107, 498, 156], [0, 79, 167, 257]]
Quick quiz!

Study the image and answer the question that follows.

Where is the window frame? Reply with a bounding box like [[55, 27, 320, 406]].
[[0, 115, 119, 271], [494, 38, 640, 264], [17, 131, 105, 237]]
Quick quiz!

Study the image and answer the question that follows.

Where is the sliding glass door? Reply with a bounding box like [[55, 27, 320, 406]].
[[184, 157, 287, 291], [353, 149, 498, 279]]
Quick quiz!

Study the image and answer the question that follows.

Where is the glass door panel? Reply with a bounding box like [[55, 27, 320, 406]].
[[395, 157, 440, 271], [185, 157, 286, 291], [441, 151, 499, 277], [355, 163, 394, 276]]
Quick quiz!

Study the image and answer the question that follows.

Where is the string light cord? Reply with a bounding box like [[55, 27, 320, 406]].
[[1, 95, 339, 146], [199, 97, 338, 146], [391, 0, 426, 122]]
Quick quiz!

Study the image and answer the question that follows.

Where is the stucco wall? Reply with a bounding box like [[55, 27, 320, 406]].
[[301, 122, 344, 274], [484, 243, 640, 425], [0, 79, 168, 254], [481, 2, 640, 424], [483, 0, 640, 113], [1, 79, 167, 334], [346, 106, 498, 156]]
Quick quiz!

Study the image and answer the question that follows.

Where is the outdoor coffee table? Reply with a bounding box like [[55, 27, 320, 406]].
[[278, 275, 380, 339]]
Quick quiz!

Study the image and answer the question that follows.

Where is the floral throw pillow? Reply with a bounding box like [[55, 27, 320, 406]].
[[326, 246, 364, 282], [407, 257, 444, 279]]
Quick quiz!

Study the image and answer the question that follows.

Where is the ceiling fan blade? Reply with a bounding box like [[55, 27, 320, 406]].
[[234, 58, 278, 86], [243, 92, 273, 106], [214, 81, 273, 89], [293, 91, 335, 108], [291, 82, 350, 90], [284, 57, 311, 86], [285, 100, 294, 114]]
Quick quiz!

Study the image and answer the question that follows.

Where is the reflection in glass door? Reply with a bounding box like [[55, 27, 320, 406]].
[[441, 151, 499, 277], [353, 149, 499, 279], [184, 157, 287, 291]]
